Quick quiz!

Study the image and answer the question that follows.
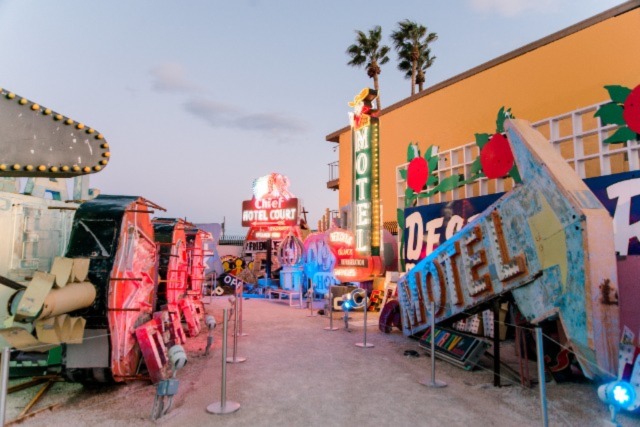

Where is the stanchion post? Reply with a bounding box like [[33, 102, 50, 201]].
[[239, 282, 247, 337], [227, 293, 246, 363], [355, 297, 374, 348], [297, 278, 304, 309], [306, 281, 317, 317], [324, 291, 338, 331], [493, 299, 501, 387], [535, 327, 549, 427], [214, 273, 217, 301], [420, 301, 447, 388], [207, 309, 240, 415], [0, 346, 10, 425]]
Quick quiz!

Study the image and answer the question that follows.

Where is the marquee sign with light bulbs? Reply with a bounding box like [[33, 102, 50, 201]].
[[242, 172, 304, 259], [0, 87, 110, 177], [241, 172, 299, 228], [349, 88, 380, 257]]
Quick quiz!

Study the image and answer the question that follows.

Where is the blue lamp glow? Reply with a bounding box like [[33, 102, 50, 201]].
[[598, 380, 637, 409], [612, 384, 633, 406]]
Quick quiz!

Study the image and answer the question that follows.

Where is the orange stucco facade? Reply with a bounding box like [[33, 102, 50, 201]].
[[329, 2, 640, 224]]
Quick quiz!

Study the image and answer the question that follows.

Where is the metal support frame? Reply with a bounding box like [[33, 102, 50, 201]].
[[0, 347, 10, 425], [239, 282, 247, 336], [420, 301, 447, 388], [207, 309, 241, 415], [355, 296, 374, 348], [324, 292, 338, 331], [493, 299, 501, 387], [226, 292, 246, 364], [306, 280, 316, 317], [536, 327, 549, 427]]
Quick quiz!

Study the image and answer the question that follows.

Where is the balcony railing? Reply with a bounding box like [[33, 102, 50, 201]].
[[327, 161, 339, 190], [396, 101, 640, 209]]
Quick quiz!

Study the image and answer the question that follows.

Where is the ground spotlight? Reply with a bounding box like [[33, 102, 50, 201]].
[[168, 344, 188, 372], [598, 380, 637, 410]]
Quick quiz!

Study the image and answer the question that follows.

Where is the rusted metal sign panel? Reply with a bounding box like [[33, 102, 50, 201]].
[[65, 195, 161, 382], [0, 87, 110, 177], [153, 218, 189, 309], [397, 119, 619, 379]]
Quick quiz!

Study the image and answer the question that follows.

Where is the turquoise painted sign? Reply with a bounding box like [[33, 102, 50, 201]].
[[397, 119, 619, 380]]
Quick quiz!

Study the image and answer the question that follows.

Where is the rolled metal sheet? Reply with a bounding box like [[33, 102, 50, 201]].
[[38, 281, 97, 319]]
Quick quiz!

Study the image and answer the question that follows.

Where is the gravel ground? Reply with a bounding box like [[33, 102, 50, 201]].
[[4, 297, 639, 427]]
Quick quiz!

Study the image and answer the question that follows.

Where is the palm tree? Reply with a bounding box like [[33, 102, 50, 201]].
[[415, 46, 436, 92], [346, 26, 390, 110], [397, 45, 436, 92], [391, 20, 438, 96]]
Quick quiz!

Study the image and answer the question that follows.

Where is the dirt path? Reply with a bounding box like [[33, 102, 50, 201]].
[[6, 297, 639, 426]]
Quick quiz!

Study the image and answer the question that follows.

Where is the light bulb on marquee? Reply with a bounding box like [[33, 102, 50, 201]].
[[349, 88, 381, 257]]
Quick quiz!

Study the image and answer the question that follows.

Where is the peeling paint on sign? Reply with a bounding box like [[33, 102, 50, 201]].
[[397, 119, 619, 380]]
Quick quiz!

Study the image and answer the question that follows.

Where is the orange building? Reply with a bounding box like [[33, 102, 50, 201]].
[[326, 2, 640, 385], [326, 1, 640, 228]]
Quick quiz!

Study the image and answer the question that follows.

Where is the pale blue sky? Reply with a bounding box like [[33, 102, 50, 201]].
[[0, 0, 626, 234]]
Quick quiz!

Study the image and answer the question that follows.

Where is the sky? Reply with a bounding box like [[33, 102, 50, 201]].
[[0, 0, 627, 235]]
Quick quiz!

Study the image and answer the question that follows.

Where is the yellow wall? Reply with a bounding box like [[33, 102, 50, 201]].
[[334, 6, 640, 223]]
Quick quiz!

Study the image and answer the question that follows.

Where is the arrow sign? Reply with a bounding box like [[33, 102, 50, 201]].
[[397, 119, 619, 380]]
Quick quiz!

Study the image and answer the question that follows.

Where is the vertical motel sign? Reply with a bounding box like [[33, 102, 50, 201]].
[[349, 88, 380, 257]]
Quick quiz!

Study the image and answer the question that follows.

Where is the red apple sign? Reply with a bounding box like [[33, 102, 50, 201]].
[[480, 133, 514, 179], [407, 157, 429, 192], [623, 84, 640, 133]]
